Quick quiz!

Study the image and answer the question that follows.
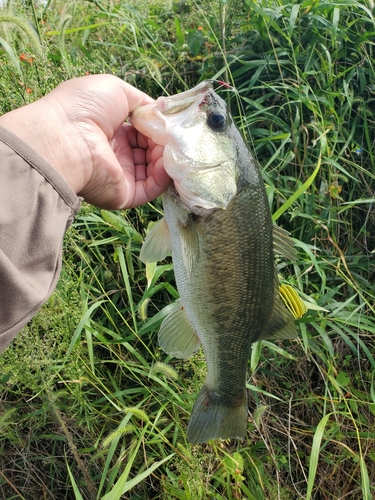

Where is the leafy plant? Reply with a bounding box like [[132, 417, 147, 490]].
[[1, 0, 375, 498]]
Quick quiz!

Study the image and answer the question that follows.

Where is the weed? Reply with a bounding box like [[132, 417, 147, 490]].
[[1, 0, 375, 499]]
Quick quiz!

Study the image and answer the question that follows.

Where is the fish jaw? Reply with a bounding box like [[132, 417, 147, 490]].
[[156, 81, 214, 116], [129, 81, 214, 146], [130, 81, 238, 210], [130, 102, 169, 146]]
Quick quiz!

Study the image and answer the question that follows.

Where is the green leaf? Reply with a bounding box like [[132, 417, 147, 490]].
[[0, 36, 22, 76], [261, 340, 298, 360], [187, 30, 203, 56], [101, 210, 143, 242], [272, 155, 321, 222], [46, 22, 109, 36], [336, 372, 350, 387], [360, 455, 372, 500], [102, 451, 175, 499], [288, 4, 300, 39], [174, 17, 184, 46], [66, 301, 105, 356], [250, 340, 263, 374], [66, 460, 84, 500], [331, 8, 340, 47], [306, 413, 332, 500], [116, 245, 137, 332]]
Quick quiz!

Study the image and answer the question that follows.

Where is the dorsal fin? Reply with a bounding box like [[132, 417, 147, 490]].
[[273, 225, 296, 261]]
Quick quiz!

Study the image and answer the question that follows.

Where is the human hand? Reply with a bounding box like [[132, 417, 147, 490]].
[[0, 74, 170, 209]]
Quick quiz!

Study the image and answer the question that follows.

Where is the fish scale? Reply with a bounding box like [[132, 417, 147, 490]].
[[165, 185, 275, 441], [130, 81, 297, 444]]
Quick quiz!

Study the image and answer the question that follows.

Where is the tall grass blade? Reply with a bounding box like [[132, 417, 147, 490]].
[[174, 17, 184, 46], [66, 300, 105, 356], [359, 455, 372, 500], [66, 459, 84, 500], [103, 453, 175, 499], [98, 407, 143, 497], [306, 412, 332, 500], [101, 420, 171, 500], [288, 4, 300, 39], [331, 8, 339, 47], [0, 36, 22, 76], [116, 245, 137, 333], [46, 22, 109, 36], [272, 156, 322, 222]]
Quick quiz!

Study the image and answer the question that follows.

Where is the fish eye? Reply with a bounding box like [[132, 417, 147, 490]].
[[207, 111, 227, 131]]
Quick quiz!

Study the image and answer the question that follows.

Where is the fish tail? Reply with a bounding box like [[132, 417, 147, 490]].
[[187, 384, 248, 444]]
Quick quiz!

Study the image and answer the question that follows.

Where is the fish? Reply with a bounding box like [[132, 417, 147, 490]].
[[130, 81, 297, 444]]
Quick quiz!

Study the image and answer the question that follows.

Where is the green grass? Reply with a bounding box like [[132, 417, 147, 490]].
[[1, 0, 375, 498]]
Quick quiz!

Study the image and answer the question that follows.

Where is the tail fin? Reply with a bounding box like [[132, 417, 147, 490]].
[[187, 384, 248, 444]]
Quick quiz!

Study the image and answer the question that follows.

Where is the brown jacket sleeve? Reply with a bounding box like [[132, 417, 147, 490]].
[[0, 126, 81, 352]]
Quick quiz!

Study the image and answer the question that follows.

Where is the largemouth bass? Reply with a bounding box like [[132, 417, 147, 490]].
[[130, 81, 297, 444]]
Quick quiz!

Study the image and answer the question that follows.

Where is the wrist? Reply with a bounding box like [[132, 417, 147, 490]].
[[0, 100, 87, 195]]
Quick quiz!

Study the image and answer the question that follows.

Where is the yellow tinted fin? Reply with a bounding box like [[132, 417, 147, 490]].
[[158, 300, 201, 359], [140, 218, 171, 263], [273, 225, 296, 261], [178, 217, 200, 278], [259, 287, 298, 341], [279, 284, 308, 319]]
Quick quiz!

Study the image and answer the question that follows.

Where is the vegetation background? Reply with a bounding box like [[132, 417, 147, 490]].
[[0, 0, 375, 498]]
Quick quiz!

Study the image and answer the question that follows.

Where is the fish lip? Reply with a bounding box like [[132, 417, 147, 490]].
[[155, 81, 214, 116]]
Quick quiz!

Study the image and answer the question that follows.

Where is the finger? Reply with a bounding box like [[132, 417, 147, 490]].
[[120, 80, 155, 114], [136, 130, 149, 149], [123, 127, 148, 150], [150, 144, 164, 165], [152, 156, 169, 188], [122, 124, 137, 147], [134, 163, 147, 181], [52, 75, 155, 138], [110, 126, 135, 172], [133, 148, 147, 166], [119, 153, 170, 208]]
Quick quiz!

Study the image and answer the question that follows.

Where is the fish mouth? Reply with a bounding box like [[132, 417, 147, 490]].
[[130, 81, 216, 147], [130, 80, 237, 211], [155, 81, 214, 116], [151, 82, 221, 144]]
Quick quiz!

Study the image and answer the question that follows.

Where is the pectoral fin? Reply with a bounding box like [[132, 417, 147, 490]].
[[159, 300, 201, 359], [259, 287, 298, 341], [273, 225, 296, 261], [178, 216, 200, 278], [140, 218, 171, 263]]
